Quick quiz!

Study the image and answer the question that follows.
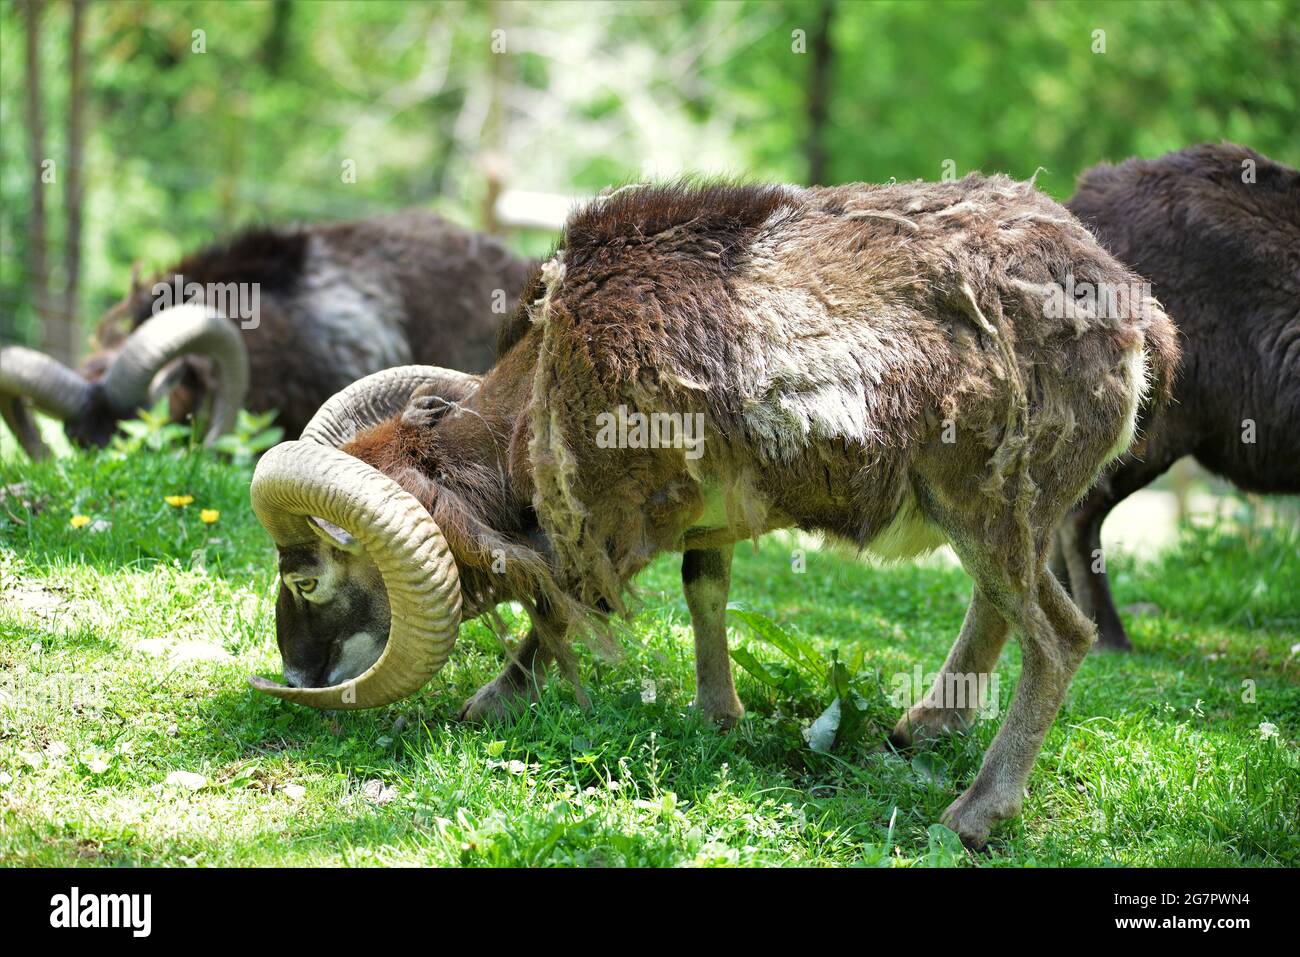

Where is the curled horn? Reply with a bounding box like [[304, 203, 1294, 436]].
[[0, 303, 249, 457], [0, 345, 93, 459], [299, 365, 481, 446], [100, 303, 249, 445], [248, 366, 481, 709]]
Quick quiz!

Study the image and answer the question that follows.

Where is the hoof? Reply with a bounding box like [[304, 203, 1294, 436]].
[[1090, 634, 1134, 654], [886, 726, 914, 751], [941, 785, 1021, 850], [691, 695, 744, 730], [890, 705, 976, 750], [458, 673, 536, 723]]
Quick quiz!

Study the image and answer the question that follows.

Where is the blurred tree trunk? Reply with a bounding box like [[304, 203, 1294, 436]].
[[805, 0, 835, 186], [261, 0, 292, 74], [479, 0, 505, 234], [22, 0, 58, 358], [218, 93, 246, 223], [63, 0, 88, 360]]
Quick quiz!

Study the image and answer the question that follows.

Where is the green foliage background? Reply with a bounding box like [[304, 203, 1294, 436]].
[[2, 0, 1299, 868], [2, 0, 1297, 348]]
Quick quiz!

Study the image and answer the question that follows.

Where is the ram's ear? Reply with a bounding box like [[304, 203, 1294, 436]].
[[307, 516, 362, 553]]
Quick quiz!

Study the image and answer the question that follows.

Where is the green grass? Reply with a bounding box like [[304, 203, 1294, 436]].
[[1, 434, 1297, 867]]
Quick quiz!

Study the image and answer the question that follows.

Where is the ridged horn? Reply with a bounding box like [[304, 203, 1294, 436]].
[[0, 345, 93, 417], [247, 440, 462, 708], [0, 392, 50, 460], [299, 365, 481, 447], [0, 345, 93, 460], [100, 304, 249, 445]]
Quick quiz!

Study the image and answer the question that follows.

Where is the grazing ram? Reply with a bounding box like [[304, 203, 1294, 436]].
[[1054, 143, 1300, 650], [0, 210, 535, 457], [245, 177, 1176, 847]]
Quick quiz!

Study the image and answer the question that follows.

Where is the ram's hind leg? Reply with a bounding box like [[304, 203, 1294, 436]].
[[939, 561, 1094, 848], [683, 545, 744, 728], [911, 455, 1098, 847], [889, 585, 1009, 748], [459, 628, 552, 723], [1059, 444, 1179, 652]]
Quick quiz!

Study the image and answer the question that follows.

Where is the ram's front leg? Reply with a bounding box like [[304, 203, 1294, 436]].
[[683, 545, 744, 728], [459, 628, 551, 722]]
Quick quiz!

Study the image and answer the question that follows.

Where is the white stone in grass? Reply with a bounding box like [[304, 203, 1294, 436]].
[[8, 584, 68, 624], [170, 640, 231, 663], [132, 637, 231, 663], [0, 771, 13, 786], [283, 784, 307, 801], [165, 770, 207, 790], [135, 638, 170, 657], [361, 779, 396, 804]]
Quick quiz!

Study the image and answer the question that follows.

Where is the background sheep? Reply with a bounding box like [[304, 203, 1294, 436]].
[[1054, 143, 1300, 650], [0, 209, 536, 456], [246, 176, 1177, 848]]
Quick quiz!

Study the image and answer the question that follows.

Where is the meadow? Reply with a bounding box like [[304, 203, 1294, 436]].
[[1, 423, 1296, 867]]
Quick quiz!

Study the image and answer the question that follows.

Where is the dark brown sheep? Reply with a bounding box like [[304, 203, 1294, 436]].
[[246, 176, 1176, 848], [0, 209, 536, 455], [1054, 143, 1300, 650]]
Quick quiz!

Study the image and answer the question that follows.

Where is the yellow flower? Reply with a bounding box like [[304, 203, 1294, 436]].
[[165, 495, 194, 507], [70, 514, 91, 529], [200, 509, 220, 525]]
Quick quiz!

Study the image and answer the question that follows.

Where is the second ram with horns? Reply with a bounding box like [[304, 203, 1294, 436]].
[[247, 177, 1177, 848], [0, 209, 535, 457]]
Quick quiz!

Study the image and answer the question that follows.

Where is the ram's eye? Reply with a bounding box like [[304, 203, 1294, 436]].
[[296, 578, 318, 595]]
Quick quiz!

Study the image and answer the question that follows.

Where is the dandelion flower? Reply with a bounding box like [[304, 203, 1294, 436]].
[[70, 514, 91, 529], [200, 509, 220, 524], [165, 495, 194, 507]]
